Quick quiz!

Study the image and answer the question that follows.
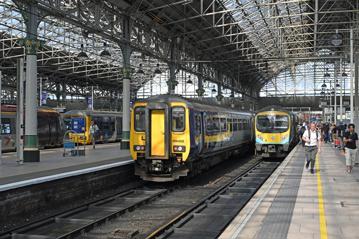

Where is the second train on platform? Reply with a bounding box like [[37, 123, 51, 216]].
[[254, 106, 299, 158]]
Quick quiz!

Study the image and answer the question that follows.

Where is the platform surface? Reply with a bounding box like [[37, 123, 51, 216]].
[[0, 143, 131, 187], [220, 143, 359, 239]]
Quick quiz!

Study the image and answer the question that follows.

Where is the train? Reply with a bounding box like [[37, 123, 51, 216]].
[[130, 95, 254, 182], [1, 105, 64, 151], [63, 110, 122, 144], [254, 106, 299, 158]]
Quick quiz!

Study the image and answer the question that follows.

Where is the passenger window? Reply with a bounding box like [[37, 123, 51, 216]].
[[233, 119, 238, 131], [220, 118, 227, 131], [212, 117, 220, 131], [134, 107, 145, 132], [195, 114, 201, 135], [172, 107, 185, 132]]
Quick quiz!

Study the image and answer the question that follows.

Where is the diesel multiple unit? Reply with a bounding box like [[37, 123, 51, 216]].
[[130, 95, 254, 182], [254, 106, 299, 158]]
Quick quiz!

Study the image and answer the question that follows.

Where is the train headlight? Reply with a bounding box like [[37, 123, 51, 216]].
[[134, 145, 145, 151], [173, 146, 186, 152]]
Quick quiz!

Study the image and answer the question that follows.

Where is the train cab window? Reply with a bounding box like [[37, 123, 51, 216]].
[[134, 107, 145, 132], [1, 119, 11, 134], [172, 107, 185, 132], [71, 118, 85, 133], [256, 115, 289, 133]]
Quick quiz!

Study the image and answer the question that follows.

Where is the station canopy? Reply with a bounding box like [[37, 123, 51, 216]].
[[0, 0, 357, 100]]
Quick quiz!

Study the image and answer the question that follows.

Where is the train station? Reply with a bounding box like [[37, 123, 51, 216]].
[[0, 0, 358, 238]]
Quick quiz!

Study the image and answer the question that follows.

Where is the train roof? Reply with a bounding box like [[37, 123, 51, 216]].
[[1, 104, 60, 114], [256, 105, 295, 116], [135, 94, 253, 116], [64, 109, 122, 117]]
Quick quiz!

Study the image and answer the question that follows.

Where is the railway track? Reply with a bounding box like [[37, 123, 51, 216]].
[[146, 160, 279, 239], [0, 157, 280, 239]]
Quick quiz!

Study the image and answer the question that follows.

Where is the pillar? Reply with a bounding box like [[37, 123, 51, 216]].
[[62, 81, 66, 105], [120, 16, 132, 149], [216, 71, 223, 102], [56, 82, 61, 106], [23, 3, 40, 162], [350, 28, 354, 123], [168, 63, 176, 94], [354, 53, 359, 126], [196, 64, 205, 98], [168, 38, 176, 94]]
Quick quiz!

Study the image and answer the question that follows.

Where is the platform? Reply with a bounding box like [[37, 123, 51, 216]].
[[220, 143, 359, 239], [0, 143, 131, 191]]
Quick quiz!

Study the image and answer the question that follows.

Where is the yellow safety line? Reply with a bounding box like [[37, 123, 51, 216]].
[[316, 152, 328, 239]]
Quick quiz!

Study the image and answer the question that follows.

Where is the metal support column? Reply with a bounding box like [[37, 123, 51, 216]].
[[62, 81, 66, 105], [196, 64, 204, 98], [16, 58, 24, 164], [340, 58, 343, 122], [120, 16, 132, 150], [355, 52, 359, 126], [23, 3, 40, 162], [0, 71, 2, 165], [56, 82, 61, 106], [334, 62, 337, 124], [168, 38, 176, 94], [216, 71, 223, 102], [168, 63, 176, 94], [350, 28, 354, 123]]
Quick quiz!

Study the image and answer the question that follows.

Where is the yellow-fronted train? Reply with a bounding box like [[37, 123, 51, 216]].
[[254, 106, 299, 158], [130, 95, 254, 182]]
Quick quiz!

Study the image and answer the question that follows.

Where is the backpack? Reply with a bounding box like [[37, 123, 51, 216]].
[[299, 126, 306, 136]]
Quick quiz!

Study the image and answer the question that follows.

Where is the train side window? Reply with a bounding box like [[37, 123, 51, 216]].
[[134, 107, 145, 132], [172, 107, 185, 132], [220, 118, 227, 131], [195, 113, 201, 135], [212, 117, 220, 132], [233, 119, 238, 131]]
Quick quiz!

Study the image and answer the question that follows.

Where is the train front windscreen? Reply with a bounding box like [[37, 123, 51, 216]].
[[256, 114, 289, 133], [64, 117, 86, 133]]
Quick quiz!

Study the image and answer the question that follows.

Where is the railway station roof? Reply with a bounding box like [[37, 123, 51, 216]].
[[0, 0, 357, 99]]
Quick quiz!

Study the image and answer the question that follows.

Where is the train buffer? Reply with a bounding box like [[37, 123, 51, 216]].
[[63, 130, 86, 157]]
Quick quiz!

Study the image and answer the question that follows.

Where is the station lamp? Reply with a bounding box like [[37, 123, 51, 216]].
[[321, 81, 327, 89], [323, 68, 330, 78], [77, 44, 89, 61], [100, 42, 111, 59], [186, 75, 193, 84], [342, 72, 348, 77], [154, 63, 162, 75], [211, 85, 217, 93], [320, 90, 325, 96], [336, 80, 340, 88], [137, 64, 145, 74]]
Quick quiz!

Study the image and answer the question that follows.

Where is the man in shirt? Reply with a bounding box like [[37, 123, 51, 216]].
[[89, 121, 99, 149], [302, 122, 321, 174], [343, 124, 358, 173]]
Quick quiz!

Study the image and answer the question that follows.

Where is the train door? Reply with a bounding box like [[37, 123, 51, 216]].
[[146, 103, 169, 159], [194, 112, 203, 153]]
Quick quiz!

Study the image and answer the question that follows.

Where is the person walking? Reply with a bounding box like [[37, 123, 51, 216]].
[[89, 121, 99, 149], [302, 122, 321, 174], [343, 124, 358, 173]]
